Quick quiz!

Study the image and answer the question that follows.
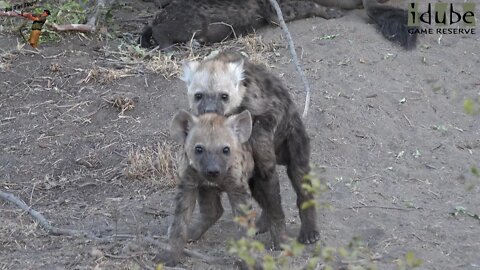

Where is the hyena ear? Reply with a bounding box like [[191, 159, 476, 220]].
[[227, 110, 252, 144], [170, 110, 198, 144], [227, 59, 245, 88], [180, 61, 200, 86]]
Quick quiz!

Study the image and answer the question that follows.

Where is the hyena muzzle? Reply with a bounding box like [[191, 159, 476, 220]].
[[181, 51, 319, 248], [159, 109, 255, 266]]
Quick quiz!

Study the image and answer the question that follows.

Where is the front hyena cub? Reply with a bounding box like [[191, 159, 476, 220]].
[[181, 51, 318, 248], [163, 109, 254, 266]]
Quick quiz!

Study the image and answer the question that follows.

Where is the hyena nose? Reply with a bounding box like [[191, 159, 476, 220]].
[[207, 169, 220, 177], [203, 108, 217, 113]]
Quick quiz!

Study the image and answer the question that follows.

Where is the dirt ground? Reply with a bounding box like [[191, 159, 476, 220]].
[[1, 1, 479, 270]]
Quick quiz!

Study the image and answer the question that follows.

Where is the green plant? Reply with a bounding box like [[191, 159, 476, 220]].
[[228, 169, 422, 270], [28, 0, 90, 43], [397, 251, 423, 270]]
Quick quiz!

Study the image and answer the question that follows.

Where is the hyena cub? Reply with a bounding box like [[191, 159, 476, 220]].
[[164, 109, 254, 266], [181, 51, 318, 247]]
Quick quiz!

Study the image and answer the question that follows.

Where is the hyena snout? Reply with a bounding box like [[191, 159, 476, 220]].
[[199, 155, 227, 180], [206, 167, 220, 177], [202, 106, 219, 114], [198, 96, 224, 115]]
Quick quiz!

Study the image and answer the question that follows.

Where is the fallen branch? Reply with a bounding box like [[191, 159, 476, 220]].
[[0, 189, 221, 263], [47, 0, 107, 32], [0, 11, 23, 17], [47, 22, 95, 32], [0, 11, 94, 32], [86, 0, 106, 32], [0, 189, 97, 238], [268, 0, 312, 118]]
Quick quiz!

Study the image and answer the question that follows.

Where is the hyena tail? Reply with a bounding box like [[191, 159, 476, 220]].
[[364, 1, 418, 49], [139, 25, 154, 48]]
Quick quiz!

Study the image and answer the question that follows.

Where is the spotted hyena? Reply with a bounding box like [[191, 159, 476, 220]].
[[140, 0, 342, 49], [141, 0, 417, 50], [181, 50, 317, 248], [162, 109, 254, 266]]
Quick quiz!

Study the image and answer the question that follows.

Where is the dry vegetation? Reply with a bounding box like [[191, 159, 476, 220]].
[[111, 32, 282, 80], [123, 142, 178, 188]]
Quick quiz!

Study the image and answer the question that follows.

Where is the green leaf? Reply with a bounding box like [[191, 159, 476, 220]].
[[304, 257, 319, 270], [301, 200, 316, 210], [405, 251, 422, 267], [464, 99, 475, 115], [471, 166, 480, 177], [251, 240, 265, 252], [319, 34, 338, 40], [247, 227, 258, 237], [262, 255, 276, 270], [291, 240, 305, 256], [321, 247, 336, 262]]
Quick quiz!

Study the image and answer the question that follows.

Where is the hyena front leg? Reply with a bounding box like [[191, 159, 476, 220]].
[[227, 189, 253, 239], [157, 184, 197, 266], [249, 121, 287, 249], [188, 186, 224, 242]]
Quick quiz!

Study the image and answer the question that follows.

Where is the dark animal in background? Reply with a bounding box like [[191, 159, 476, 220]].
[[140, 0, 342, 49], [140, 0, 417, 50]]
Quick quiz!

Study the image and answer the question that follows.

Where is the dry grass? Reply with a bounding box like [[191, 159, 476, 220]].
[[106, 94, 136, 113], [78, 66, 133, 85], [116, 32, 281, 79], [0, 51, 16, 71], [105, 33, 280, 79], [146, 53, 181, 78], [49, 62, 61, 72], [123, 142, 178, 188]]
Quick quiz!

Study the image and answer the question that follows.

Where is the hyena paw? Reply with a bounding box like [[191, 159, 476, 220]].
[[187, 228, 204, 242], [298, 229, 320, 245], [325, 8, 344, 19], [154, 250, 180, 267], [255, 213, 270, 234]]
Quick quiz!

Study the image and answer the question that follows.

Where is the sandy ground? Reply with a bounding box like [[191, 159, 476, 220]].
[[1, 1, 479, 269]]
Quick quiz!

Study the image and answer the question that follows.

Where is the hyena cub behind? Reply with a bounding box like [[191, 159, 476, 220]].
[[181, 51, 318, 247], [163, 109, 254, 266]]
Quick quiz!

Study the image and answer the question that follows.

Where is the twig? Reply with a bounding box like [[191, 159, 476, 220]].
[[209, 22, 237, 39], [268, 0, 312, 118], [403, 114, 412, 127], [0, 189, 97, 238], [350, 205, 411, 211]]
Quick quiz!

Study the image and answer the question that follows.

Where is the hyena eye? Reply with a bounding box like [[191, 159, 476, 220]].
[[221, 93, 229, 101], [195, 146, 204, 154], [194, 93, 203, 101], [223, 146, 230, 154]]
